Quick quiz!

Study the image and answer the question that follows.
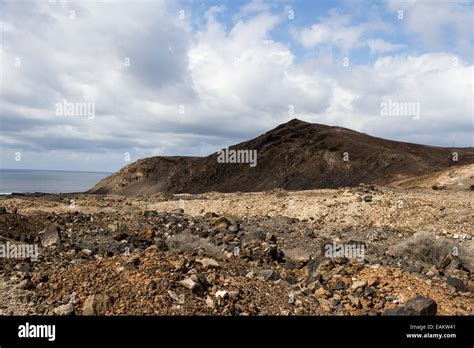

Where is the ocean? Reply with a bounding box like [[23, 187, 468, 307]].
[[0, 169, 111, 194]]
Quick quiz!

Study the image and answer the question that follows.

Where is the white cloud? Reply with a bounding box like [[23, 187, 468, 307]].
[[0, 0, 472, 172], [367, 39, 404, 54], [239, 0, 273, 15], [320, 53, 473, 145], [386, 0, 474, 58], [295, 13, 366, 51], [188, 11, 333, 132], [293, 10, 398, 55]]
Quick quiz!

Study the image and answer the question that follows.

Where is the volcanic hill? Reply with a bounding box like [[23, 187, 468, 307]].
[[88, 119, 474, 195]]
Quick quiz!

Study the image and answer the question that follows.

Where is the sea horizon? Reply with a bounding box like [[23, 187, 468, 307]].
[[0, 168, 112, 194], [0, 168, 112, 174]]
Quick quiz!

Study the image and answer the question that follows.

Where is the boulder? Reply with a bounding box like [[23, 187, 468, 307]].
[[82, 294, 112, 315], [382, 296, 437, 316], [253, 268, 280, 281], [283, 247, 311, 265], [446, 276, 467, 292], [53, 303, 74, 316], [39, 224, 61, 247]]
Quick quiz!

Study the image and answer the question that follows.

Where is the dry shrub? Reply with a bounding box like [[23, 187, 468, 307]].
[[388, 232, 458, 268], [166, 233, 223, 258]]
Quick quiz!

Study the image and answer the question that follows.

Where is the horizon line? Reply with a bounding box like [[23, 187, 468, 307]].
[[0, 168, 112, 174]]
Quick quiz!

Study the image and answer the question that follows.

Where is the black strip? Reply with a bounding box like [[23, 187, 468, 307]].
[[0, 316, 472, 346]]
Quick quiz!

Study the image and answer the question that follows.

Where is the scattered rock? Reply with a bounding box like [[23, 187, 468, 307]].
[[383, 296, 437, 316], [205, 296, 215, 308], [446, 277, 466, 292], [53, 303, 74, 316], [241, 230, 265, 247], [367, 276, 379, 287], [18, 278, 33, 290], [79, 249, 93, 258], [215, 290, 227, 298], [180, 278, 198, 291], [253, 269, 280, 281], [363, 195, 372, 202], [167, 290, 181, 302], [283, 247, 311, 266], [314, 287, 328, 298], [82, 294, 112, 315], [197, 258, 219, 269], [156, 238, 169, 251], [203, 212, 218, 220], [39, 224, 61, 247], [266, 232, 277, 243], [0, 185, 471, 317], [228, 224, 240, 233], [112, 231, 128, 241], [351, 280, 367, 291], [215, 290, 228, 306]]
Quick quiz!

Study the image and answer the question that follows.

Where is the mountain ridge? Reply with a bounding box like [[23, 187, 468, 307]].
[[89, 119, 474, 195]]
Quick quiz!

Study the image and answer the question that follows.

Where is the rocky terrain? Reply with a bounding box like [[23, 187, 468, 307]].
[[89, 119, 474, 195], [0, 181, 472, 316]]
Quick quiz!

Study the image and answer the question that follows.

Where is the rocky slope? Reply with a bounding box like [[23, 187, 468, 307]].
[[89, 119, 474, 196], [0, 184, 472, 316], [389, 163, 474, 191]]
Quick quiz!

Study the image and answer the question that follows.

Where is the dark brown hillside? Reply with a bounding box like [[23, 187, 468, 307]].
[[89, 119, 474, 195]]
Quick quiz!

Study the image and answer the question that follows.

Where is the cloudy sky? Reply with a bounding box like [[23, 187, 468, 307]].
[[1, 0, 473, 172]]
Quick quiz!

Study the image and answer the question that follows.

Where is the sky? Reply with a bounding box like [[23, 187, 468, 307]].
[[0, 0, 473, 172]]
